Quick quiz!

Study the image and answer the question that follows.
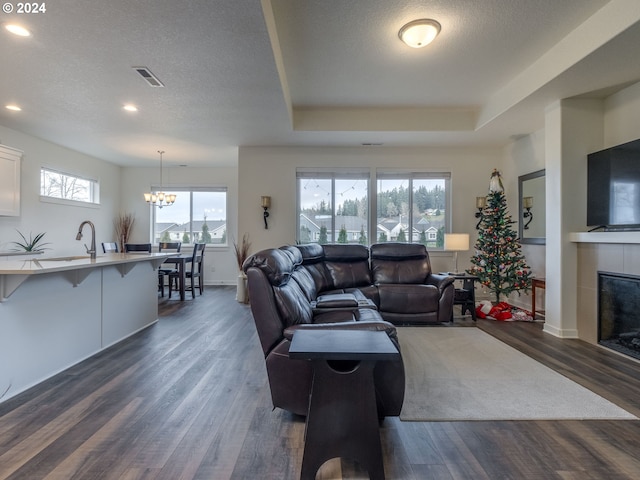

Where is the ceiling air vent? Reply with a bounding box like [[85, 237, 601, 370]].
[[132, 67, 164, 87]]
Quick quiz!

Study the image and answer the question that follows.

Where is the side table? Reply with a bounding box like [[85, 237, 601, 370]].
[[289, 329, 400, 480], [441, 273, 479, 321], [531, 278, 546, 319]]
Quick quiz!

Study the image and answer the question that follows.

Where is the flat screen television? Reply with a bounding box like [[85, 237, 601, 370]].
[[587, 138, 640, 231]]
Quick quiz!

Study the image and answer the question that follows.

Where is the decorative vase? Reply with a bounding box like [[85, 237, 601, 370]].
[[236, 272, 249, 303]]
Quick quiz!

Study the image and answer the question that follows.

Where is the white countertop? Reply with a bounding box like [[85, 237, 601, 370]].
[[0, 252, 173, 275]]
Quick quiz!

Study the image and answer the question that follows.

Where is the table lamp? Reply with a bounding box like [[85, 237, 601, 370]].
[[444, 233, 470, 274]]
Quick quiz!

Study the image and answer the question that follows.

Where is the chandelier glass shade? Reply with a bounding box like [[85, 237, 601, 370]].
[[144, 150, 176, 208]]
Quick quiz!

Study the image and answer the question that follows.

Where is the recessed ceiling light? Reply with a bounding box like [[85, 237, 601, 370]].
[[4, 24, 31, 37], [123, 104, 138, 112], [5, 105, 22, 111], [398, 19, 441, 48]]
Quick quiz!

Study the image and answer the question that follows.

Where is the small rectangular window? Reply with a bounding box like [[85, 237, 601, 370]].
[[40, 167, 99, 205]]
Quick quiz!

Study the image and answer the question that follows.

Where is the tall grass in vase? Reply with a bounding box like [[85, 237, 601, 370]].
[[233, 233, 252, 303], [114, 213, 135, 253]]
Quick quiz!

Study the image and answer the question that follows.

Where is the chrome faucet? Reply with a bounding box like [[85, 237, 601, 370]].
[[76, 220, 96, 259]]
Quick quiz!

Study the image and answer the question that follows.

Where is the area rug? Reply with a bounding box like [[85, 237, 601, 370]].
[[397, 327, 637, 421]]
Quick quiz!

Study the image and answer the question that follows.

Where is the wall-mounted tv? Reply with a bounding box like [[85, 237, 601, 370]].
[[587, 138, 640, 231]]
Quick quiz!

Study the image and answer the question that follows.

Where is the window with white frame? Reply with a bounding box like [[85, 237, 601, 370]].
[[376, 172, 450, 247], [297, 171, 370, 245], [40, 167, 99, 204], [296, 170, 451, 247], [152, 187, 227, 245]]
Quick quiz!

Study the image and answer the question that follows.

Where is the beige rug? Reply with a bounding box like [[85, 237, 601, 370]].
[[398, 327, 637, 421]]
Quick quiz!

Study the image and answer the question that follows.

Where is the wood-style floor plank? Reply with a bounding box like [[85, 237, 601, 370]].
[[1, 286, 640, 479]]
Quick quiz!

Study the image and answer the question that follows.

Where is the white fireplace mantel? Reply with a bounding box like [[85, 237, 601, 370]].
[[569, 232, 640, 244]]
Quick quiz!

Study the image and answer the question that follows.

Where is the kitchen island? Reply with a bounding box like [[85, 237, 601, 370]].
[[0, 253, 171, 402]]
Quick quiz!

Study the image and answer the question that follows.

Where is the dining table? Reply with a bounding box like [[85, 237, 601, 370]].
[[162, 253, 192, 301]]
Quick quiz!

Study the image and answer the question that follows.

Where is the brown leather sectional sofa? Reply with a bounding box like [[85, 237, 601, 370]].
[[243, 242, 455, 417]]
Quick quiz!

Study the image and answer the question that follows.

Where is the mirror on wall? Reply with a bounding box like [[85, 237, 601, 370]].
[[518, 169, 545, 245]]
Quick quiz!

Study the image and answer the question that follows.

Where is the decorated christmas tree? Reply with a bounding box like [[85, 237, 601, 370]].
[[467, 169, 532, 304]]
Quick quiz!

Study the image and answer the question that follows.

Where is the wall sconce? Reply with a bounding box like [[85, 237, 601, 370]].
[[444, 233, 470, 274], [475, 196, 486, 229], [523, 196, 533, 229], [261, 196, 271, 229]]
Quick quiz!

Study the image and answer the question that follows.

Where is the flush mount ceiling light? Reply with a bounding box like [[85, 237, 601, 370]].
[[398, 19, 441, 48], [5, 104, 22, 111], [4, 24, 31, 37], [123, 104, 138, 112]]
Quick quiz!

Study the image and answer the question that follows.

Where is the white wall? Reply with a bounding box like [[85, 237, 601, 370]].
[[121, 165, 239, 284], [238, 145, 502, 278], [0, 125, 120, 256], [604, 80, 640, 147], [502, 129, 546, 310]]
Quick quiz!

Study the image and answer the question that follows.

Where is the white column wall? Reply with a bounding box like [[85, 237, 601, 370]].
[[544, 99, 603, 338]]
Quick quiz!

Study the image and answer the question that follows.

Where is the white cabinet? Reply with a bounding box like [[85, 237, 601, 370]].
[[0, 145, 22, 216]]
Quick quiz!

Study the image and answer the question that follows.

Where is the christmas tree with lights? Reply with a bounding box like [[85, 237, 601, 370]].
[[467, 169, 532, 304]]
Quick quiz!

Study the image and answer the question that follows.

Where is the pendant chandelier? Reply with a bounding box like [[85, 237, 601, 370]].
[[144, 150, 176, 208]]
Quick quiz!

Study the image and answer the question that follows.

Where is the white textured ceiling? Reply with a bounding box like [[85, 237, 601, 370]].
[[0, 0, 639, 167]]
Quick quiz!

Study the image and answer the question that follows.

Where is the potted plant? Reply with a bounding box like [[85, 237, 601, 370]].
[[11, 230, 50, 253], [233, 233, 251, 303]]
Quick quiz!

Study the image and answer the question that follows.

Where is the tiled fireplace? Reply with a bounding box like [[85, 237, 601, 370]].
[[598, 271, 640, 360], [575, 239, 640, 346]]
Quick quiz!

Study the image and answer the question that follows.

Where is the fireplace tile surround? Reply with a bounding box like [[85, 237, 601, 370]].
[[577, 242, 640, 346], [597, 272, 640, 360]]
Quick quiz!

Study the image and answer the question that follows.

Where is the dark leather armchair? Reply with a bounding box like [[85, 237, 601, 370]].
[[370, 243, 455, 324]]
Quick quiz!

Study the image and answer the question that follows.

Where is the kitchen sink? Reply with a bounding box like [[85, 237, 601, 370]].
[[37, 255, 101, 262]]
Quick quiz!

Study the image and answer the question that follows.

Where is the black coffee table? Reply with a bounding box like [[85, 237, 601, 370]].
[[289, 329, 400, 480]]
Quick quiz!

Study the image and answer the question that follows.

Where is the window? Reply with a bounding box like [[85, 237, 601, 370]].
[[298, 171, 369, 244], [296, 170, 450, 247], [40, 167, 99, 204], [152, 187, 227, 245], [376, 172, 450, 247]]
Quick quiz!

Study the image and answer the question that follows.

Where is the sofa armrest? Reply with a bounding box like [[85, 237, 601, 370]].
[[426, 273, 455, 293], [311, 293, 377, 314], [312, 293, 358, 308]]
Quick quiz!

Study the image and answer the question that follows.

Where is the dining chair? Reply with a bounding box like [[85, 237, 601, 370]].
[[101, 242, 119, 253], [169, 243, 205, 299], [158, 242, 181, 297], [124, 243, 152, 253]]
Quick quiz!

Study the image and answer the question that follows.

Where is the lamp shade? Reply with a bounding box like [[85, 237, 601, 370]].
[[444, 233, 469, 252]]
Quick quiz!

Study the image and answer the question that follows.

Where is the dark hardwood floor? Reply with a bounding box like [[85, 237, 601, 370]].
[[1, 287, 640, 479]]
